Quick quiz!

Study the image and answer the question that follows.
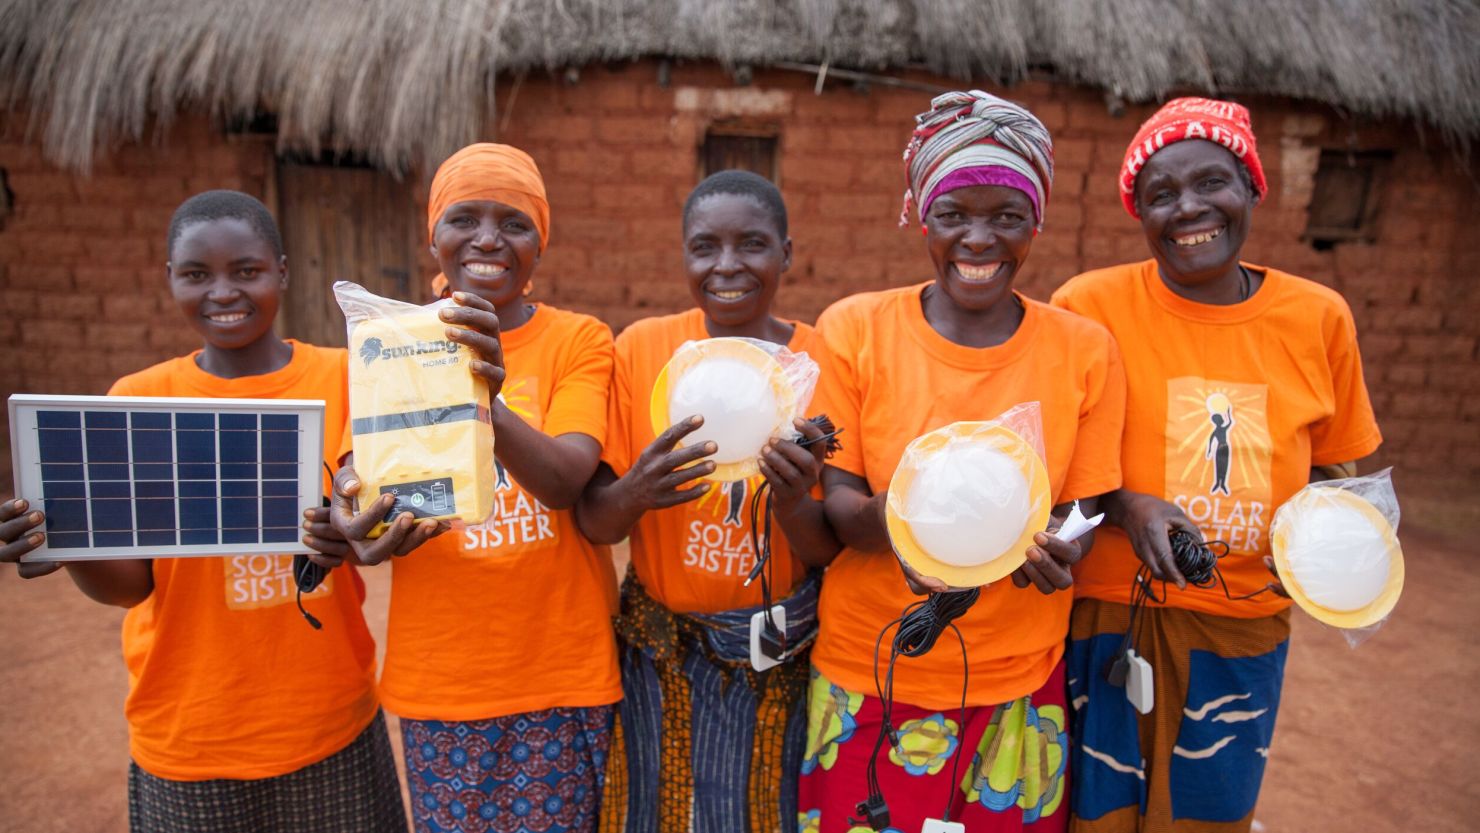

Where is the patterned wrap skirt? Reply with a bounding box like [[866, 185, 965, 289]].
[[797, 661, 1071, 833], [127, 709, 405, 833], [1066, 598, 1290, 833], [401, 705, 614, 833], [600, 571, 821, 833]]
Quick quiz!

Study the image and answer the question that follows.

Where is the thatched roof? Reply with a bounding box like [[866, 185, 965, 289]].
[[3, 0, 1478, 173]]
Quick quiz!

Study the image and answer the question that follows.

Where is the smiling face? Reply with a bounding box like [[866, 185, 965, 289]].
[[923, 185, 1035, 313], [1134, 139, 1257, 291], [683, 193, 792, 329], [168, 217, 287, 350], [430, 199, 541, 307]]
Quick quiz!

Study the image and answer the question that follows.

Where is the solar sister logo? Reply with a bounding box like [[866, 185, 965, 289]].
[[1164, 377, 1273, 553], [682, 474, 764, 578], [225, 554, 332, 610]]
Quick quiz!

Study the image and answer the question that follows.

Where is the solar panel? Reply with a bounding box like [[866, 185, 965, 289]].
[[8, 395, 325, 561]]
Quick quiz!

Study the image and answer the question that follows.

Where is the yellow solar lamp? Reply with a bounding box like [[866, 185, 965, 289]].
[[342, 288, 496, 537], [650, 338, 802, 483], [1271, 486, 1403, 629], [885, 422, 1051, 588]]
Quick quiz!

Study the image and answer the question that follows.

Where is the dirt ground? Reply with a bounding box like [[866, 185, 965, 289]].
[[1, 531, 1474, 833]]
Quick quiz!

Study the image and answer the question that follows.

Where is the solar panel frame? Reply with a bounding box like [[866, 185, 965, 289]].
[[9, 394, 325, 561]]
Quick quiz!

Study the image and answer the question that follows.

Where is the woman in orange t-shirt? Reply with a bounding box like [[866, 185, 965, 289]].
[[574, 170, 841, 833], [331, 144, 620, 833], [0, 190, 403, 833], [798, 92, 1126, 833], [1051, 99, 1381, 833]]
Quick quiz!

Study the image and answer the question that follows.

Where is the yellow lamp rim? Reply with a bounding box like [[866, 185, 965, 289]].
[[649, 337, 798, 483], [1271, 486, 1404, 629], [885, 421, 1052, 589]]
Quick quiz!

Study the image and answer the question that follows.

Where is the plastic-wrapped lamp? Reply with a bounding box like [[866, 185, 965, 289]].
[[1271, 486, 1404, 629], [885, 422, 1051, 588], [650, 338, 806, 482]]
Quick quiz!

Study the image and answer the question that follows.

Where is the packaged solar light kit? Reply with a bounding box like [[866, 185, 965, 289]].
[[334, 281, 495, 536]]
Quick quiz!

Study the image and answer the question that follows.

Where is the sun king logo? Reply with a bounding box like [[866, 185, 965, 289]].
[[358, 335, 460, 366]]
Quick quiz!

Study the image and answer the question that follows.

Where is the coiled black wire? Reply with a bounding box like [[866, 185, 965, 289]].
[[856, 590, 977, 828], [1115, 530, 1267, 677]]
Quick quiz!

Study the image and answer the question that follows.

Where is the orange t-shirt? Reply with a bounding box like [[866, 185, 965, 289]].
[[1052, 260, 1382, 617], [378, 304, 621, 721], [602, 308, 815, 614], [108, 341, 379, 781], [810, 285, 1126, 709]]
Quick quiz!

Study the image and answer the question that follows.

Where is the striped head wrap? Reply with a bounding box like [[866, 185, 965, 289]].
[[901, 90, 1055, 232]]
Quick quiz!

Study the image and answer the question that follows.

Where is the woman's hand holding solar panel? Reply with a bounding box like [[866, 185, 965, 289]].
[[328, 464, 449, 565], [0, 498, 62, 578], [301, 505, 351, 568]]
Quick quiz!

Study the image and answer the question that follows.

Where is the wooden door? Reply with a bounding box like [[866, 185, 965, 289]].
[[276, 163, 423, 348]]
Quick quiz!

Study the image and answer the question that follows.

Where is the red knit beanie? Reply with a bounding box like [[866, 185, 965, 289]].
[[1119, 97, 1267, 217]]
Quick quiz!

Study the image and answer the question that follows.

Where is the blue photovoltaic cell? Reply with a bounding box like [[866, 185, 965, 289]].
[[177, 428, 216, 463], [131, 429, 172, 462], [85, 411, 126, 430], [132, 463, 174, 480], [180, 481, 217, 498], [43, 480, 86, 499], [262, 497, 299, 529], [44, 499, 89, 533], [131, 412, 170, 430], [41, 463, 84, 481], [38, 429, 83, 463], [178, 463, 216, 481], [38, 411, 81, 429], [30, 405, 311, 554], [262, 413, 297, 429], [91, 481, 130, 499], [175, 412, 213, 429], [262, 464, 298, 480], [263, 480, 297, 497]]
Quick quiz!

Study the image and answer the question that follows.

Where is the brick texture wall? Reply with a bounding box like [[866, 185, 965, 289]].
[[2, 60, 1477, 523]]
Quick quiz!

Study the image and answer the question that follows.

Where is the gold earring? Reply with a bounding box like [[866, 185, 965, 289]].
[[522, 279, 535, 297]]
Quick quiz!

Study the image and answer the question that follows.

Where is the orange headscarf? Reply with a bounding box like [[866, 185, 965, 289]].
[[427, 143, 550, 296]]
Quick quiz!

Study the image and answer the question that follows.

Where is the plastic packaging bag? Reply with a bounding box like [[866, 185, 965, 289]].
[[649, 337, 820, 482], [334, 281, 495, 536], [1270, 467, 1404, 646], [885, 402, 1052, 589]]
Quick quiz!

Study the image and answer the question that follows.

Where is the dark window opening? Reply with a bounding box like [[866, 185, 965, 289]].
[[0, 168, 12, 232], [701, 129, 778, 182], [1304, 149, 1391, 251]]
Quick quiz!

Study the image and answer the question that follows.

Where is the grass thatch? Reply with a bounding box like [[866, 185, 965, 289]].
[[2, 0, 1477, 173]]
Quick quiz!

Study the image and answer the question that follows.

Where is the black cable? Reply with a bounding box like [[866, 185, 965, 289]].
[[289, 462, 339, 631], [295, 581, 323, 630], [742, 414, 844, 659], [1111, 530, 1267, 682], [855, 589, 979, 829]]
